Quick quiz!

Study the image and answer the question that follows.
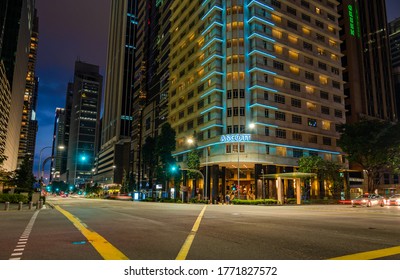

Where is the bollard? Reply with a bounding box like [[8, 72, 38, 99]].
[[39, 199, 43, 209], [18, 201, 23, 210], [5, 202, 10, 211], [36, 201, 40, 210], [29, 201, 33, 210]]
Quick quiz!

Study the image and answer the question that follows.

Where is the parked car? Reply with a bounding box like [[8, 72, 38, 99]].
[[385, 194, 400, 206], [351, 194, 385, 207]]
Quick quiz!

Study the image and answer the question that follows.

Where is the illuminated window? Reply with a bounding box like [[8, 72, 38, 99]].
[[272, 29, 282, 39], [271, 14, 281, 23], [306, 102, 316, 111], [289, 51, 299, 60], [315, 7, 321, 14], [302, 27, 311, 35], [305, 86, 314, 94], [276, 146, 286, 156], [288, 35, 298, 44], [274, 77, 284, 87], [274, 45, 283, 54], [322, 120, 330, 130], [319, 76, 328, 85], [290, 66, 299, 74]]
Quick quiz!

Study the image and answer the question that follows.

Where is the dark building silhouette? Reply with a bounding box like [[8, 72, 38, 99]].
[[65, 61, 103, 187], [338, 0, 396, 123], [0, 0, 36, 171], [94, 0, 137, 187]]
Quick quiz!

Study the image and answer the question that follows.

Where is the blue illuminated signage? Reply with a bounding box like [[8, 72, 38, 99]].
[[220, 134, 251, 143]]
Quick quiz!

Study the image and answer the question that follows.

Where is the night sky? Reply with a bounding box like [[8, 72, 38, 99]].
[[33, 0, 400, 179]]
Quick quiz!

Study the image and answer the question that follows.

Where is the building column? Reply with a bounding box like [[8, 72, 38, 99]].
[[205, 165, 211, 201], [212, 165, 219, 203], [295, 178, 301, 205], [254, 164, 262, 198], [277, 177, 283, 204], [221, 167, 226, 196]]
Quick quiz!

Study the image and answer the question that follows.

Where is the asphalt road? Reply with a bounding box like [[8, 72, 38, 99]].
[[1, 197, 400, 260]]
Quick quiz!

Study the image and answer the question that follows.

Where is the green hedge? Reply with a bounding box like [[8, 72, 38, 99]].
[[231, 199, 278, 205], [189, 198, 209, 204], [0, 193, 29, 204]]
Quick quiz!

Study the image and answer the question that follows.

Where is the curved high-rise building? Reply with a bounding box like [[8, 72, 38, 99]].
[[168, 0, 345, 201]]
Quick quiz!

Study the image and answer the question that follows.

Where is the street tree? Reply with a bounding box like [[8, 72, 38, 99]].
[[13, 154, 36, 193], [337, 119, 400, 193], [186, 148, 201, 197], [155, 123, 176, 197], [298, 156, 344, 199], [156, 123, 176, 166], [142, 136, 158, 189], [0, 156, 15, 192]]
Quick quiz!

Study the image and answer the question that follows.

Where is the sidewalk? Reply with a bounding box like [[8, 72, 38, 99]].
[[1, 202, 45, 212]]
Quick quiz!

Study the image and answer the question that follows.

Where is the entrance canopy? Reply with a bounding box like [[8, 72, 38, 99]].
[[261, 172, 316, 179]]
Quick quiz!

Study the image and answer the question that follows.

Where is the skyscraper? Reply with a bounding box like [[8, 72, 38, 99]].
[[18, 8, 39, 170], [66, 60, 102, 187], [337, 0, 397, 194], [131, 0, 172, 191], [0, 61, 11, 161], [1, 0, 36, 171], [338, 0, 396, 123], [94, 0, 136, 187], [50, 108, 66, 181], [389, 17, 400, 118], [145, 0, 346, 201]]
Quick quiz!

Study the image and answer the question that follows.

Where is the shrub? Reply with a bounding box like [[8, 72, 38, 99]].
[[0, 193, 29, 204], [189, 198, 209, 204], [231, 199, 278, 205]]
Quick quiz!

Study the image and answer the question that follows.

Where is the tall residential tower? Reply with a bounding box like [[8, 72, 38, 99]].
[[94, 0, 137, 187], [167, 0, 345, 201]]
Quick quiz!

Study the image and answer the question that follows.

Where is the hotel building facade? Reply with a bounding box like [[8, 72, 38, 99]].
[[167, 0, 346, 201]]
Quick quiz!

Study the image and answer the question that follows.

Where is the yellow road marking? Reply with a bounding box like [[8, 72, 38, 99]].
[[176, 205, 207, 260], [54, 205, 129, 260], [330, 246, 400, 260]]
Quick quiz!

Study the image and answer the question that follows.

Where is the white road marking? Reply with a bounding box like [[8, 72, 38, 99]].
[[9, 210, 40, 260]]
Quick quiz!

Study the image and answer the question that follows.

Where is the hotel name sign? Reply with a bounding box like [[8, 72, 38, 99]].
[[220, 134, 252, 143]]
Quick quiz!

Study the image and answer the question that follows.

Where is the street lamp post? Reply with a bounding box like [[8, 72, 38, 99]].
[[37, 146, 52, 180], [41, 156, 53, 182], [261, 168, 265, 199]]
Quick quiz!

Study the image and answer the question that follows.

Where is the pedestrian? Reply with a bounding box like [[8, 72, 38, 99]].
[[225, 193, 230, 205]]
